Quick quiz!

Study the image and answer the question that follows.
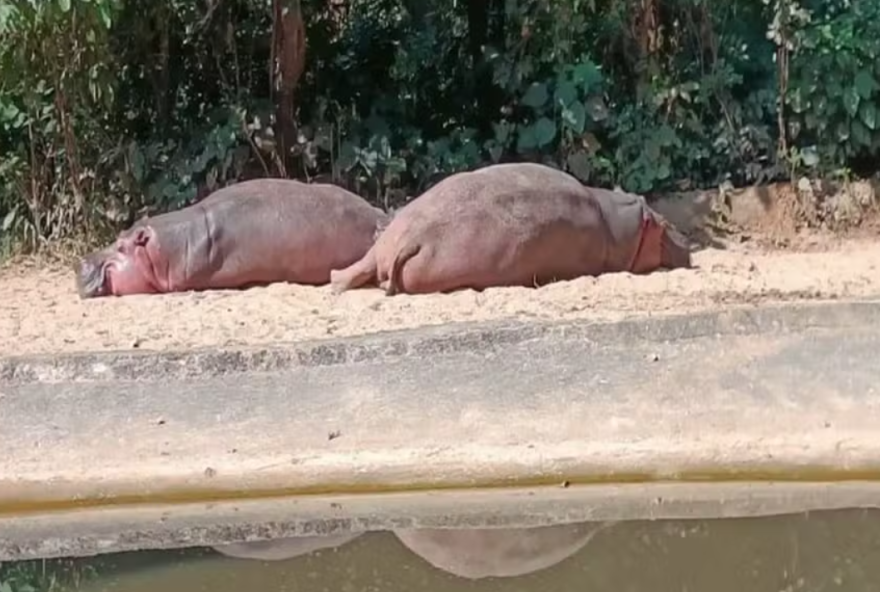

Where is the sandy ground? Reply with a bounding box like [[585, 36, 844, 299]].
[[2, 231, 880, 358]]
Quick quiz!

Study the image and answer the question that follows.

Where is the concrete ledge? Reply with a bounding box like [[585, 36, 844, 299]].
[[3, 482, 880, 561], [2, 300, 880, 559], [2, 298, 879, 384]]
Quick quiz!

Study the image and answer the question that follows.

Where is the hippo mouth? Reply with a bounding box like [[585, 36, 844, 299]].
[[75, 226, 165, 298], [75, 254, 111, 299]]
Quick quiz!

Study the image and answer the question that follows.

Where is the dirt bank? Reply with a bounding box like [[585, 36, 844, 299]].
[[1, 179, 879, 357]]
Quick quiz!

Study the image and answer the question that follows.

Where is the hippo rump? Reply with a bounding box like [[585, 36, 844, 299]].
[[329, 162, 691, 295], [393, 522, 613, 579], [76, 178, 388, 298]]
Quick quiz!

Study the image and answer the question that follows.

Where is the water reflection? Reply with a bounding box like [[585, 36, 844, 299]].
[[30, 509, 880, 591], [393, 522, 612, 579], [212, 533, 363, 561]]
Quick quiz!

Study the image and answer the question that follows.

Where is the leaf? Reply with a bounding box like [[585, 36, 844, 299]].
[[646, 138, 661, 161], [655, 161, 671, 180], [533, 117, 557, 147], [842, 86, 860, 117], [655, 125, 678, 146], [58, 0, 71, 12], [521, 82, 549, 109], [581, 132, 602, 155], [571, 62, 603, 92], [492, 120, 513, 144], [851, 119, 872, 147], [584, 96, 609, 122], [384, 157, 407, 174], [800, 146, 820, 167], [566, 150, 592, 181], [0, 581, 12, 592], [516, 126, 537, 153], [98, 2, 113, 28], [554, 80, 578, 108], [2, 208, 16, 231], [0, 4, 17, 35], [487, 143, 503, 163], [855, 70, 878, 100], [561, 100, 586, 134], [859, 101, 877, 131], [336, 141, 358, 172], [130, 146, 145, 182], [788, 86, 808, 114]]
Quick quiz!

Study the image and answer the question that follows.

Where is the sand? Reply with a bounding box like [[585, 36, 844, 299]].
[[2, 232, 880, 358]]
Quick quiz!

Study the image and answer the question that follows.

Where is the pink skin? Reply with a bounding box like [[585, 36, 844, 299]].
[[76, 227, 165, 297], [106, 228, 163, 295], [329, 163, 692, 297], [627, 214, 662, 274]]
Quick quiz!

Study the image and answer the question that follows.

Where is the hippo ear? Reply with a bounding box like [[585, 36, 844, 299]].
[[131, 226, 152, 246]]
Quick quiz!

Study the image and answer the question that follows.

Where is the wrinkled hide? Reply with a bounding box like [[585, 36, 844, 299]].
[[330, 162, 690, 296]]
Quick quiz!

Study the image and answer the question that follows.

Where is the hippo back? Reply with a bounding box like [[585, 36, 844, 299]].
[[148, 178, 386, 290], [375, 163, 615, 292]]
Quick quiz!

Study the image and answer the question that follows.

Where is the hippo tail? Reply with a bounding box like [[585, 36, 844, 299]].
[[386, 242, 421, 297]]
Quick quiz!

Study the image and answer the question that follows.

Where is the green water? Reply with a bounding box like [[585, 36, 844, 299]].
[[40, 508, 880, 592]]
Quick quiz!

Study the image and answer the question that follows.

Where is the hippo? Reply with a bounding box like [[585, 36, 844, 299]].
[[213, 532, 362, 561], [329, 162, 691, 295], [394, 522, 613, 579], [76, 178, 388, 298]]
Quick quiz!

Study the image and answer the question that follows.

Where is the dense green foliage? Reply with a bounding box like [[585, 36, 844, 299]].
[[0, 0, 878, 252], [0, 559, 94, 592]]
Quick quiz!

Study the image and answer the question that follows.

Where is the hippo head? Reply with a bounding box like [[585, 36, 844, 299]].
[[630, 207, 692, 273], [75, 226, 161, 298]]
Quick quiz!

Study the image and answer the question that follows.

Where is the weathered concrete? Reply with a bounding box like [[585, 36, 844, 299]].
[[2, 300, 880, 560], [3, 483, 880, 561], [3, 297, 880, 383]]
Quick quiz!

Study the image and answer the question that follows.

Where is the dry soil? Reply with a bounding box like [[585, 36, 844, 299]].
[[2, 229, 880, 357]]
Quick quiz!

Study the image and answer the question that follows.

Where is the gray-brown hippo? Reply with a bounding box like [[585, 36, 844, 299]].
[[329, 162, 691, 295], [213, 532, 362, 561], [76, 178, 388, 298], [394, 522, 613, 579]]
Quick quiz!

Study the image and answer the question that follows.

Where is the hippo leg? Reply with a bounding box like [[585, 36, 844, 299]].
[[330, 249, 378, 294]]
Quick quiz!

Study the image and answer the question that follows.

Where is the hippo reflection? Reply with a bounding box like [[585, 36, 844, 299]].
[[212, 532, 362, 561], [393, 521, 613, 579]]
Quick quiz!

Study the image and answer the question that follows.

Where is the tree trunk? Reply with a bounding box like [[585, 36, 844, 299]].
[[270, 0, 307, 177]]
